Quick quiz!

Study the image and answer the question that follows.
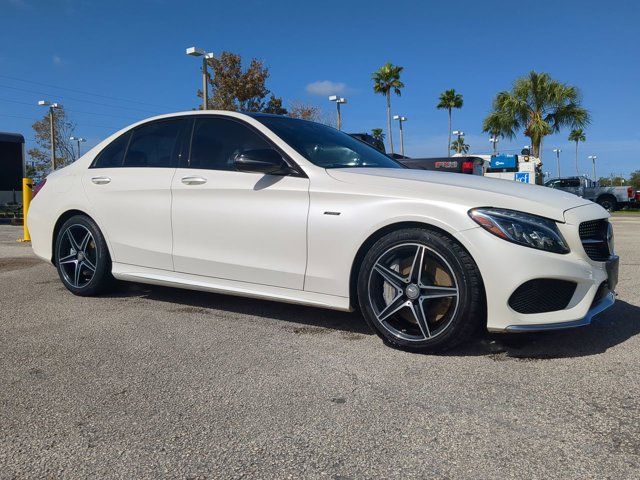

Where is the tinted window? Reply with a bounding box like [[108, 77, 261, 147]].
[[123, 119, 185, 168], [254, 115, 402, 169], [566, 179, 581, 187], [92, 131, 131, 168], [558, 178, 581, 188], [188, 117, 271, 170]]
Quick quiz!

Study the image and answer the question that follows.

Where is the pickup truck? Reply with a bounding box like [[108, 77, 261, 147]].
[[545, 176, 637, 211]]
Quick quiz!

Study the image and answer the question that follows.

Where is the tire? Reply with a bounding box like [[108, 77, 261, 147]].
[[54, 214, 114, 296], [357, 228, 484, 353], [597, 195, 617, 212]]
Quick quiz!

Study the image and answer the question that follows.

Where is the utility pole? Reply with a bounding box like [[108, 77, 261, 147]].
[[328, 95, 347, 130], [38, 100, 61, 171], [70, 136, 86, 160], [552, 148, 562, 178], [393, 115, 407, 157], [186, 47, 214, 110], [588, 155, 597, 181]]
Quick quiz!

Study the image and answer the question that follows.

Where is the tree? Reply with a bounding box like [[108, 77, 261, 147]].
[[371, 128, 385, 142], [437, 89, 463, 157], [598, 176, 627, 187], [483, 71, 589, 160], [263, 95, 288, 115], [451, 137, 469, 154], [287, 101, 323, 122], [482, 112, 507, 154], [372, 63, 404, 155], [568, 128, 586, 175], [27, 106, 76, 180], [628, 170, 640, 190], [199, 51, 285, 113]]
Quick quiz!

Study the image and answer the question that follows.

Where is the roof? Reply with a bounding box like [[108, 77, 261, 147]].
[[0, 132, 25, 144]]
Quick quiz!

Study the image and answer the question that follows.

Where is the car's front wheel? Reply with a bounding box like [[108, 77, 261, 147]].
[[357, 228, 484, 352], [54, 214, 114, 296]]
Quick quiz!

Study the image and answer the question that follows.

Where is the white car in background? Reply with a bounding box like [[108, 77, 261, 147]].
[[27, 111, 618, 352]]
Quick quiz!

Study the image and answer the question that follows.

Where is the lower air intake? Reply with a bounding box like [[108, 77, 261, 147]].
[[508, 279, 577, 314]]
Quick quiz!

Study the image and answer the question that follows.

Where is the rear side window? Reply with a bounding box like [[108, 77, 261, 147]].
[[92, 131, 131, 168], [123, 119, 186, 168], [559, 179, 581, 188], [188, 117, 271, 170]]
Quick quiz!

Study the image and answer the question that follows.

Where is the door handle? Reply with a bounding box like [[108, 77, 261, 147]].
[[91, 176, 111, 185], [181, 176, 207, 185]]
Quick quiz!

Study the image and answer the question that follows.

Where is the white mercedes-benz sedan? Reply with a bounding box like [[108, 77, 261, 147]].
[[27, 111, 618, 352]]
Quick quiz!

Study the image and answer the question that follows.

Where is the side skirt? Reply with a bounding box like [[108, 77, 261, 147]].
[[111, 262, 352, 312]]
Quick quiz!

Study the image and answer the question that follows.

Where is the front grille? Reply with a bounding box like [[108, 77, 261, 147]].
[[508, 279, 577, 314], [579, 219, 611, 261]]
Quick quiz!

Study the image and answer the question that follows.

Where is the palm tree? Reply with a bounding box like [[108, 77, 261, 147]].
[[483, 71, 589, 160], [371, 128, 385, 142], [451, 137, 469, 154], [482, 112, 507, 154], [437, 89, 463, 156], [372, 63, 404, 155], [568, 128, 586, 175]]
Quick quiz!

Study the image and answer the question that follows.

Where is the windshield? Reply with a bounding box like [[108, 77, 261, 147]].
[[254, 115, 403, 169]]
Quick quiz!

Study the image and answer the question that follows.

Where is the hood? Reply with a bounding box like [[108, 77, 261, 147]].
[[326, 168, 592, 222]]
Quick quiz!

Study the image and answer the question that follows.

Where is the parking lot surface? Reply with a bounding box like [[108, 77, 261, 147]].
[[1, 218, 639, 479]]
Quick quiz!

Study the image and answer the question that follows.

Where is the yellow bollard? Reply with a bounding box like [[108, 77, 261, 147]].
[[18, 178, 33, 242]]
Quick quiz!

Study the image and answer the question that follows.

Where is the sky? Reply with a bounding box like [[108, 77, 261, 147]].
[[1, 0, 639, 178]]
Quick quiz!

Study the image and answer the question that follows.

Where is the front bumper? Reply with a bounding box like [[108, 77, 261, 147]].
[[454, 204, 616, 332], [503, 291, 615, 332]]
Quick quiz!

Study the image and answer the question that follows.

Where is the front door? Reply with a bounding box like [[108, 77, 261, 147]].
[[171, 116, 309, 290]]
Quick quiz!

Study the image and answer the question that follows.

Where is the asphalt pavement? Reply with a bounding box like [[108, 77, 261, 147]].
[[1, 218, 639, 479]]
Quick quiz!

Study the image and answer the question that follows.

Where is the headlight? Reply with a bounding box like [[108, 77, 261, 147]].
[[468, 208, 570, 254]]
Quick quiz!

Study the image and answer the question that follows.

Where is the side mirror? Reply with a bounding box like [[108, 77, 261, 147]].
[[234, 149, 291, 175]]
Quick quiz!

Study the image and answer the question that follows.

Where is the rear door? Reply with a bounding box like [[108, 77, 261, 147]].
[[170, 115, 310, 289], [82, 118, 188, 270], [562, 178, 582, 197]]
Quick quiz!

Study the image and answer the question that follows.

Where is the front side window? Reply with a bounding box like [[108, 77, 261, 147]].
[[254, 115, 402, 169], [188, 117, 271, 170], [123, 119, 185, 168], [92, 131, 131, 168]]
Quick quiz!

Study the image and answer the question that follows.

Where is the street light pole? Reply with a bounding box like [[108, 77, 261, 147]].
[[393, 115, 407, 157], [552, 148, 562, 178], [186, 47, 214, 110], [69, 136, 86, 160], [489, 135, 499, 154], [38, 100, 61, 171], [328, 95, 347, 130], [588, 155, 597, 181]]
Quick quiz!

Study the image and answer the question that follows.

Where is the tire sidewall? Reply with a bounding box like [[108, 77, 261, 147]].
[[598, 197, 615, 212], [54, 215, 112, 296], [357, 228, 477, 351]]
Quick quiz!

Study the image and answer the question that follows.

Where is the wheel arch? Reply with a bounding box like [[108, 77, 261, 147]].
[[51, 209, 108, 263], [348, 221, 486, 312], [596, 193, 617, 210]]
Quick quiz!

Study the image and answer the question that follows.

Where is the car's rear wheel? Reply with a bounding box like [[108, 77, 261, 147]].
[[54, 215, 114, 296], [597, 195, 617, 212], [357, 228, 484, 352]]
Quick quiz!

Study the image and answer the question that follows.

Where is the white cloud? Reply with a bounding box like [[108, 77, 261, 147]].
[[52, 54, 63, 65], [305, 80, 348, 96]]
